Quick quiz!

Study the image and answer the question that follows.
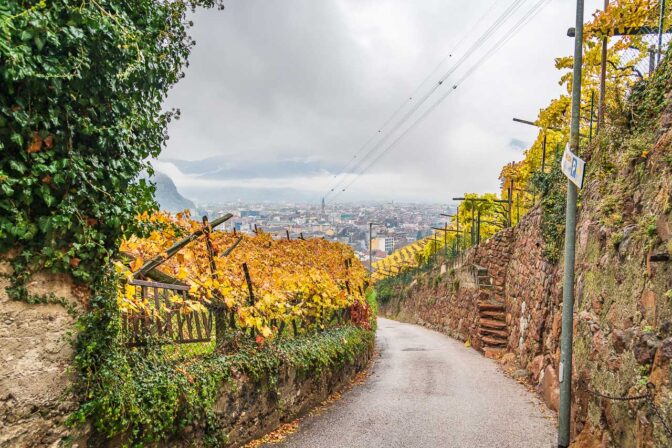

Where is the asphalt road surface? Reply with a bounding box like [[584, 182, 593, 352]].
[[267, 317, 556, 448]]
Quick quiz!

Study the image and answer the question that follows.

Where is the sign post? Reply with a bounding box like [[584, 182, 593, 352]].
[[559, 1, 585, 447]]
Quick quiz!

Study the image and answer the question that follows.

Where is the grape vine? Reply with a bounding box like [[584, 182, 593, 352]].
[[119, 211, 372, 338]]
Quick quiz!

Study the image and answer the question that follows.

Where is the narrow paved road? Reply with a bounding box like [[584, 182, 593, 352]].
[[267, 318, 556, 448]]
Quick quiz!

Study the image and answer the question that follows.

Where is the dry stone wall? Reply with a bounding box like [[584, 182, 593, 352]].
[[102, 340, 373, 448], [382, 207, 560, 359], [381, 191, 672, 446], [1, 251, 373, 448], [208, 346, 372, 448]]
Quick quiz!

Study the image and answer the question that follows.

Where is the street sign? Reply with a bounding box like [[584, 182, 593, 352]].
[[560, 144, 586, 189]]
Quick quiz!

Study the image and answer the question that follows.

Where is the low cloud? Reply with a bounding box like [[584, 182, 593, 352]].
[[162, 0, 603, 203]]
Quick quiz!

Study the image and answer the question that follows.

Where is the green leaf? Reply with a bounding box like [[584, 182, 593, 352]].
[[10, 133, 23, 147], [34, 35, 44, 51], [9, 160, 25, 174]]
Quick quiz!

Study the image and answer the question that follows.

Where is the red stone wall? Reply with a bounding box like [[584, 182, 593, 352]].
[[388, 267, 482, 346], [380, 195, 672, 446]]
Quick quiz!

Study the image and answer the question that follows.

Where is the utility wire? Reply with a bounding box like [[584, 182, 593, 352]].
[[321, 0, 499, 201], [326, 0, 527, 199], [330, 0, 551, 202], [324, 0, 528, 200], [333, 0, 551, 199], [328, 0, 529, 200]]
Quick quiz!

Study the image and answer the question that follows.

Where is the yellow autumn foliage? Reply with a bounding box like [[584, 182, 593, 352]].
[[117, 211, 369, 338]]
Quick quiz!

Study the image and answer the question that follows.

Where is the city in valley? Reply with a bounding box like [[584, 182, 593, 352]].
[[196, 201, 449, 265]]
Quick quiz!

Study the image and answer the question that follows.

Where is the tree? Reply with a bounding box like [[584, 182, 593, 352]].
[[0, 0, 224, 280]]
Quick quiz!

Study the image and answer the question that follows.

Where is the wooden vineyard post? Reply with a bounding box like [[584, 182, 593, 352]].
[[202, 216, 227, 349], [242, 263, 256, 337], [344, 259, 352, 325], [133, 213, 232, 279]]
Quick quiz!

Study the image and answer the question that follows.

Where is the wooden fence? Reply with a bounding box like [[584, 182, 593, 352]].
[[123, 279, 214, 347]]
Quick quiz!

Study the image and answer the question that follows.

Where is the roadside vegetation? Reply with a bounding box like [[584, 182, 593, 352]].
[[0, 2, 376, 446]]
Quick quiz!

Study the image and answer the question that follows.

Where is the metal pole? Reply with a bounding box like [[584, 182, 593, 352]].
[[476, 210, 481, 245], [508, 181, 513, 227], [444, 222, 448, 256], [542, 132, 547, 172], [597, 0, 608, 133], [470, 206, 475, 246], [589, 90, 594, 143], [559, 1, 584, 447], [456, 206, 460, 255], [369, 222, 373, 276], [658, 0, 666, 65]]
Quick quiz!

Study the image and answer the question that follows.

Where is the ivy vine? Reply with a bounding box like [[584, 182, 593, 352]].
[[0, 0, 223, 280]]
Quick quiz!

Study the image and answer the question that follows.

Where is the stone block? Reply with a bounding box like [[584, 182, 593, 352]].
[[540, 364, 559, 412], [639, 290, 657, 326]]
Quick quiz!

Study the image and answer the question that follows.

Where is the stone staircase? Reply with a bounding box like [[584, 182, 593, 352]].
[[473, 265, 508, 356]]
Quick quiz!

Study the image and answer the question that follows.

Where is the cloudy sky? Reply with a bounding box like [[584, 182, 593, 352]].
[[159, 0, 603, 205]]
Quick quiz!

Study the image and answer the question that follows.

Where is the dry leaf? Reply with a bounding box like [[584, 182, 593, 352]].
[[130, 257, 144, 272], [26, 132, 42, 154]]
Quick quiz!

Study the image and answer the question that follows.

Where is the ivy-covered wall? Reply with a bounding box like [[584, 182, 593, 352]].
[[84, 326, 374, 448], [0, 5, 380, 448]]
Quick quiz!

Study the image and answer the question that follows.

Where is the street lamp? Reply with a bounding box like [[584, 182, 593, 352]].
[[513, 117, 553, 172]]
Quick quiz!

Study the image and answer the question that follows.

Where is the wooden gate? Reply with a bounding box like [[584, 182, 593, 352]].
[[123, 279, 214, 347]]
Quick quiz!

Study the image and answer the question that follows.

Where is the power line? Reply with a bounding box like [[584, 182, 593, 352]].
[[326, 0, 527, 199], [454, 0, 551, 83], [329, 0, 551, 202], [323, 0, 529, 200], [321, 0, 500, 201], [334, 0, 552, 199]]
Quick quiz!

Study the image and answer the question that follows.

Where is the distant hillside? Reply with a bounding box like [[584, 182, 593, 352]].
[[152, 171, 195, 213]]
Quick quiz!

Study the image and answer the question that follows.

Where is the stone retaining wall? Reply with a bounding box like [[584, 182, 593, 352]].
[[0, 261, 87, 448], [209, 346, 372, 447], [2, 258, 373, 448], [380, 195, 672, 446]]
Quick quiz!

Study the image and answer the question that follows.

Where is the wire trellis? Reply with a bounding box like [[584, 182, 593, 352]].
[[615, 0, 671, 79]]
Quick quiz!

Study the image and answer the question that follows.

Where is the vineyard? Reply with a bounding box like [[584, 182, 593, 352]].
[[371, 238, 427, 281], [118, 211, 372, 346]]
